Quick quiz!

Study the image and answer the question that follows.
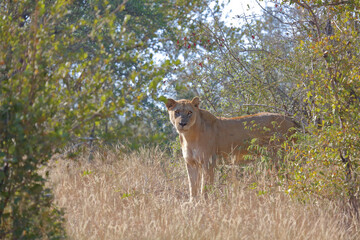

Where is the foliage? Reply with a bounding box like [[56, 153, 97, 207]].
[[280, 0, 360, 212], [0, 0, 217, 238], [88, 0, 219, 146], [169, 2, 305, 118], [0, 0, 121, 237]]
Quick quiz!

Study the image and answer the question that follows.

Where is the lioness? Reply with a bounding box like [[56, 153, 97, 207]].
[[166, 97, 296, 200]]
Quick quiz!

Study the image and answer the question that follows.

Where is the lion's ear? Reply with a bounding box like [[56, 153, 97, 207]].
[[165, 98, 177, 110], [191, 97, 200, 108]]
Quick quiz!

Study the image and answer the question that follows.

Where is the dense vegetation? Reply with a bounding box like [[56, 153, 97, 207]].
[[1, 0, 359, 238]]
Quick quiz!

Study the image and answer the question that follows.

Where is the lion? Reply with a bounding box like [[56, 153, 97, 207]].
[[165, 97, 297, 200]]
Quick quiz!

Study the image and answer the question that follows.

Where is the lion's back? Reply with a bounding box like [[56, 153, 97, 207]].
[[215, 112, 296, 154]]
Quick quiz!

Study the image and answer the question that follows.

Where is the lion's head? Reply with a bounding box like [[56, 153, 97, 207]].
[[165, 97, 200, 133]]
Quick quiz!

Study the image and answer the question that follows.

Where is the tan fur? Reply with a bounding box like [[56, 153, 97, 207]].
[[166, 97, 297, 200]]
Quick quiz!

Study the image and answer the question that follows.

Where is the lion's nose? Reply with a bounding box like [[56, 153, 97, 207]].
[[179, 122, 187, 127]]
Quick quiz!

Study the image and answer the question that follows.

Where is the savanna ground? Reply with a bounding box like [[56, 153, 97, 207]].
[[47, 145, 359, 240]]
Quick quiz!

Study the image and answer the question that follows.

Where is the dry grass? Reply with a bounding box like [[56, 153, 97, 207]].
[[48, 146, 359, 240]]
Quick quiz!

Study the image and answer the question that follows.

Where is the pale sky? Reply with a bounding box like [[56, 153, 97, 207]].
[[222, 0, 271, 26]]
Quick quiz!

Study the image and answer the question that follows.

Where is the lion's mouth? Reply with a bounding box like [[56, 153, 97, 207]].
[[177, 127, 188, 132]]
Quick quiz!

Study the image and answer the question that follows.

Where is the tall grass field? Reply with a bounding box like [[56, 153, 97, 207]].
[[47, 146, 359, 240]]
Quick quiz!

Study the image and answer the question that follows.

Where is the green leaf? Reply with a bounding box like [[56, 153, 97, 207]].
[[158, 96, 167, 103]]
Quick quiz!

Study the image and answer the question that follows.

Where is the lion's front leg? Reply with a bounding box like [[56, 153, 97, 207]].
[[201, 154, 216, 196], [186, 162, 201, 201]]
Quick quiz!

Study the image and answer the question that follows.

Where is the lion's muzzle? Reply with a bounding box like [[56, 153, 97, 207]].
[[179, 122, 187, 127]]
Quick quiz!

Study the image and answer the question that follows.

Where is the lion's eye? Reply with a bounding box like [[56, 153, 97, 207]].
[[175, 110, 180, 116], [188, 111, 192, 115]]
